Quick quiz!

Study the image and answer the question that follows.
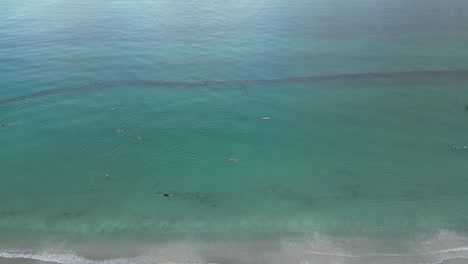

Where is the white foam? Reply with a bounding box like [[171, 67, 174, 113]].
[[4, 230, 468, 264], [281, 230, 468, 264], [0, 250, 146, 264], [306, 246, 468, 258]]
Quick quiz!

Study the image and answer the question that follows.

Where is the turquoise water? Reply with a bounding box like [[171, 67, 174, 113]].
[[1, 1, 468, 263]]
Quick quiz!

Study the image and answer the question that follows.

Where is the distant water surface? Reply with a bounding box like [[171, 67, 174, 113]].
[[1, 0, 468, 263]]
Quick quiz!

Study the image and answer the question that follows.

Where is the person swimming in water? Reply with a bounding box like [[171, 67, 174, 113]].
[[229, 158, 239, 162], [116, 129, 124, 133], [161, 193, 173, 197], [105, 173, 110, 179], [138, 136, 144, 140]]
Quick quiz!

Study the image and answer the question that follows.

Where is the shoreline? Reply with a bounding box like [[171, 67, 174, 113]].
[[2, 229, 468, 264]]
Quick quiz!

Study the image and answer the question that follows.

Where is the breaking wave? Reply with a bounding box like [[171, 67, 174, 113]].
[[0, 250, 146, 264]]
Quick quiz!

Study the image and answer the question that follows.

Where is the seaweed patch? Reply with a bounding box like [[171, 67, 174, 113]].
[[1, 69, 467, 105]]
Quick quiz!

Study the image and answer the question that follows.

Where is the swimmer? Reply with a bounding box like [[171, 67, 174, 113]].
[[138, 136, 144, 140], [116, 129, 124, 133], [262, 116, 270, 120], [161, 193, 173, 197], [23, 100, 29, 104], [105, 173, 110, 179], [245, 92, 251, 96], [229, 158, 239, 162], [0, 123, 17, 127]]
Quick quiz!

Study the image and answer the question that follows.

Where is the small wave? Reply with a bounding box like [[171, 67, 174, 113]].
[[303, 247, 468, 264], [307, 246, 468, 257], [279, 230, 468, 264], [4, 246, 468, 264], [4, 230, 468, 264], [0, 250, 146, 264]]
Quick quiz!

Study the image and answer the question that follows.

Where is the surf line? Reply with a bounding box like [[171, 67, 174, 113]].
[[306, 246, 468, 258], [1, 69, 467, 105], [0, 250, 142, 264]]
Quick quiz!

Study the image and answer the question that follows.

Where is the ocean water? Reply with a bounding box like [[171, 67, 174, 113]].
[[1, 0, 468, 263]]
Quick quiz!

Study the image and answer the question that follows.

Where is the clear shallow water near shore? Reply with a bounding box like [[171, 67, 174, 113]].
[[1, 0, 468, 263]]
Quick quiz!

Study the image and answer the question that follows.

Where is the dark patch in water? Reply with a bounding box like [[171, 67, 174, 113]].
[[1, 69, 467, 105], [350, 190, 360, 199], [398, 182, 453, 201], [301, 196, 316, 206], [1, 210, 22, 216], [270, 185, 316, 206], [61, 210, 83, 218], [270, 186, 295, 200], [341, 185, 361, 200], [334, 168, 359, 180], [271, 184, 366, 205], [179, 192, 218, 207]]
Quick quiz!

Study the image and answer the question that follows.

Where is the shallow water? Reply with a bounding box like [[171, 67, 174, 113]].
[[1, 0, 468, 263]]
